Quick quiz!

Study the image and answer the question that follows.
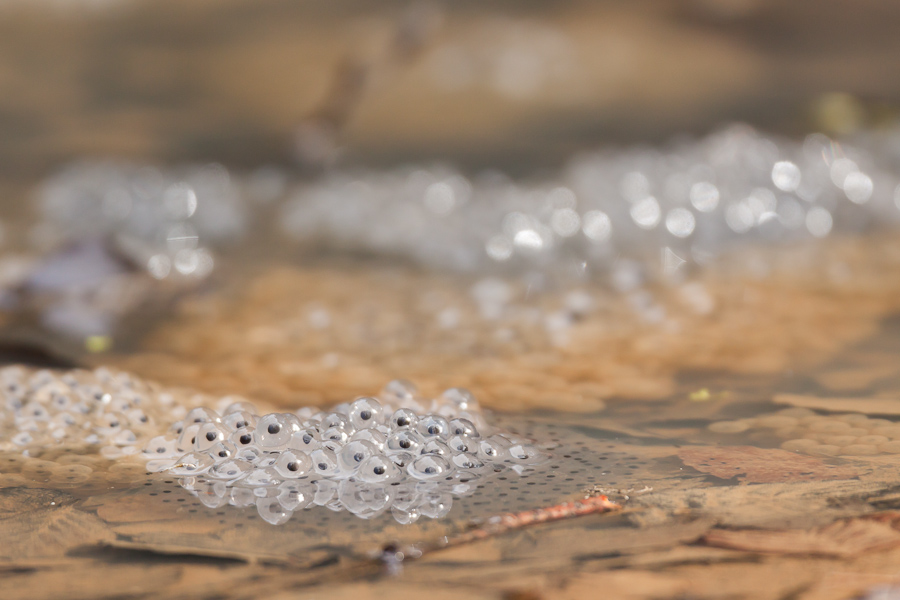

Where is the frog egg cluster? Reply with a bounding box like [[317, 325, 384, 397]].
[[280, 125, 900, 281], [709, 407, 900, 457], [0, 365, 194, 458], [144, 381, 544, 524], [38, 161, 247, 280]]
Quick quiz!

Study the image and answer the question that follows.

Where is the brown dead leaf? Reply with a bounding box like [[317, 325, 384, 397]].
[[0, 505, 113, 559], [702, 518, 900, 557], [773, 393, 900, 415], [814, 365, 899, 392], [94, 495, 189, 523], [678, 445, 858, 483]]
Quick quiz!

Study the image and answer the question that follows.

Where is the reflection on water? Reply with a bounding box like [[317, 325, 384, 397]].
[[6, 167, 900, 597], [6, 312, 900, 598]]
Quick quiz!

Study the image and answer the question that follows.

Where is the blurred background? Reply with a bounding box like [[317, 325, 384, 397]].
[[1, 0, 899, 180], [1, 0, 900, 385]]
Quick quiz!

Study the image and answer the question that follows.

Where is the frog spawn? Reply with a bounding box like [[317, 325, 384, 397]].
[[0, 365, 193, 458], [147, 381, 545, 524], [0, 366, 545, 525]]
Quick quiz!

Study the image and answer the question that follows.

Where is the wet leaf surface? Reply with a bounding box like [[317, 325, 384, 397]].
[[677, 445, 859, 483]]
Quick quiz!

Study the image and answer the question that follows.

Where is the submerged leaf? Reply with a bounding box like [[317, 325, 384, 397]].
[[703, 518, 900, 557], [677, 446, 858, 483], [773, 393, 900, 415]]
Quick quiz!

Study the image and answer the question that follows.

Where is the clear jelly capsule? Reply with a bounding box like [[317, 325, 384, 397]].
[[208, 440, 236, 462], [256, 496, 292, 525], [49, 411, 79, 427], [321, 426, 348, 444], [338, 480, 393, 519], [449, 418, 479, 438], [392, 507, 420, 524], [289, 427, 321, 451], [441, 388, 479, 412], [416, 416, 450, 439], [386, 430, 423, 454], [101, 446, 125, 459], [447, 435, 471, 453], [230, 426, 256, 448], [195, 482, 229, 508], [451, 452, 486, 471], [209, 458, 252, 480], [320, 412, 350, 431], [331, 441, 370, 476], [229, 486, 256, 507], [242, 467, 282, 487], [255, 414, 292, 448], [507, 443, 543, 464], [222, 410, 257, 432], [381, 379, 419, 407], [390, 408, 418, 430], [420, 439, 452, 456], [391, 482, 419, 512], [222, 399, 258, 415], [349, 397, 385, 430], [274, 450, 312, 479], [408, 455, 452, 480], [195, 423, 227, 451], [125, 408, 150, 428], [94, 412, 123, 434], [419, 492, 453, 519], [310, 448, 340, 477], [477, 438, 509, 461], [350, 428, 386, 450], [176, 423, 201, 453], [356, 455, 401, 483], [320, 439, 343, 454], [184, 407, 220, 425], [252, 452, 279, 468], [12, 431, 35, 447], [146, 458, 178, 473], [236, 446, 262, 463], [313, 479, 338, 506], [388, 451, 415, 469], [143, 435, 178, 458], [278, 481, 314, 510], [108, 396, 134, 413], [170, 452, 214, 475], [112, 429, 138, 447], [13, 417, 39, 432]]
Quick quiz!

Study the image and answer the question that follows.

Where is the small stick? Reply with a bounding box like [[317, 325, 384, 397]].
[[381, 495, 621, 573], [445, 495, 622, 546]]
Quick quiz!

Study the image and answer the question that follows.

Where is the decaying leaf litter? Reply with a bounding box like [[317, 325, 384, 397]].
[[4, 244, 900, 599], [6, 327, 900, 600]]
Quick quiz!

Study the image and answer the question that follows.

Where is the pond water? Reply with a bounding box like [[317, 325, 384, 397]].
[[3, 18, 900, 593], [4, 229, 900, 600]]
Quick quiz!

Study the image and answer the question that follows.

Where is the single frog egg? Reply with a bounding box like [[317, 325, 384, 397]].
[[169, 452, 214, 475], [337, 440, 379, 475], [255, 414, 292, 448], [408, 454, 452, 480], [349, 396, 385, 430], [390, 408, 418, 431], [386, 430, 423, 454], [274, 450, 312, 479], [195, 422, 228, 451], [356, 455, 401, 484], [416, 416, 450, 439]]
